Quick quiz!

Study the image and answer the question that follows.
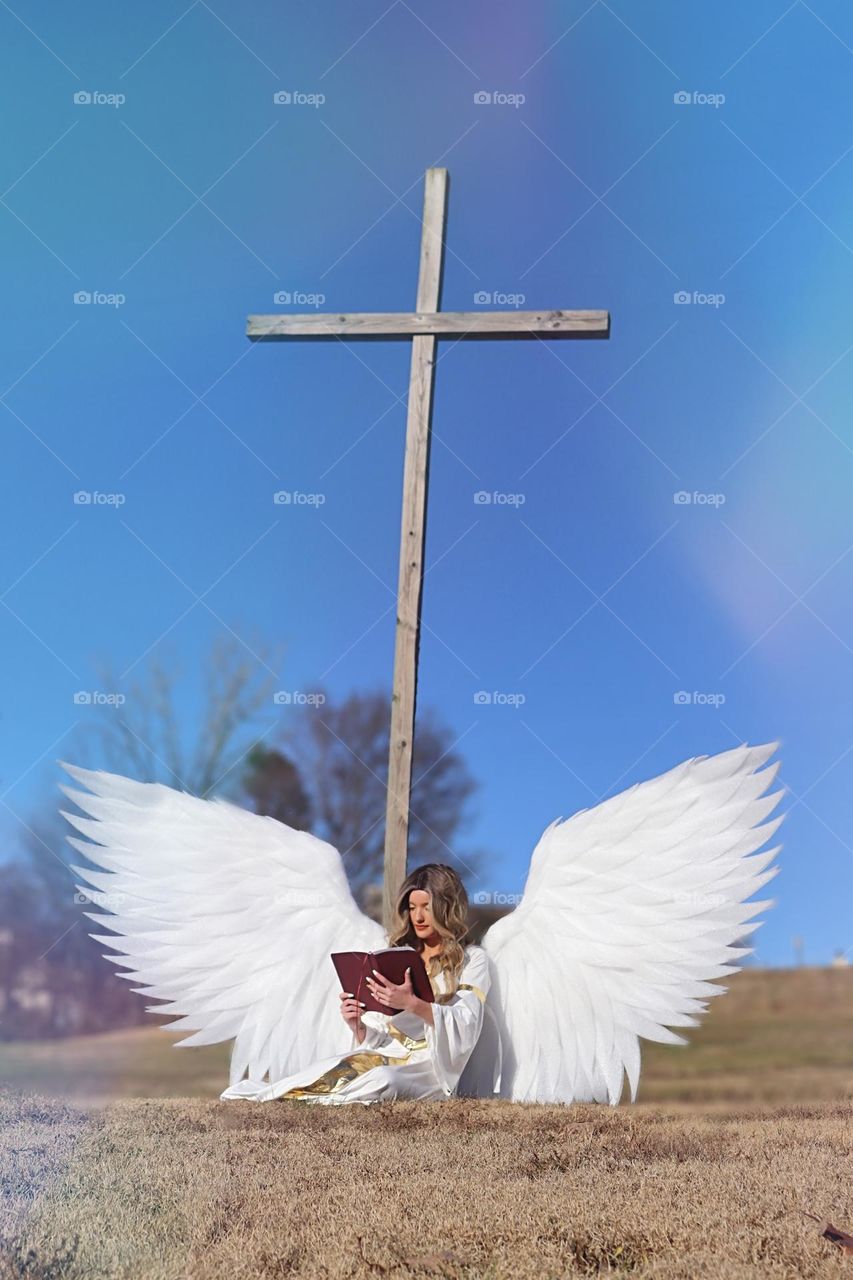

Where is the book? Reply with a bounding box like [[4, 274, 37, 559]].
[[331, 946, 435, 1015]]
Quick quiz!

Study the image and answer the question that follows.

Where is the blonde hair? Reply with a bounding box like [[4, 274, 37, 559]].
[[387, 863, 470, 1003]]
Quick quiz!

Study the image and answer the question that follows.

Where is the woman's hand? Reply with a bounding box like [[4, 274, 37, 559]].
[[365, 966, 417, 1013], [339, 990, 366, 1041]]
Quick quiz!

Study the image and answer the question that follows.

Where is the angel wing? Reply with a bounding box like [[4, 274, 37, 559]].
[[471, 740, 785, 1105], [58, 761, 385, 1087]]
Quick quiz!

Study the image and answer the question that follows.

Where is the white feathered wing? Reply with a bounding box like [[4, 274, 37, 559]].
[[58, 761, 385, 1087], [460, 741, 784, 1105]]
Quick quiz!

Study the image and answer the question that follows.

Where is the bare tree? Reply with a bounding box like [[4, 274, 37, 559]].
[[2, 632, 284, 1038], [265, 687, 482, 901], [9, 639, 482, 1038], [66, 633, 282, 796]]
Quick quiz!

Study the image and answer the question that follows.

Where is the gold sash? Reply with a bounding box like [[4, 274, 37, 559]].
[[386, 1023, 429, 1052]]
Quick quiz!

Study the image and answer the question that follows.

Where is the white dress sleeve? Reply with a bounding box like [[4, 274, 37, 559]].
[[424, 946, 491, 1097], [349, 1012, 393, 1053]]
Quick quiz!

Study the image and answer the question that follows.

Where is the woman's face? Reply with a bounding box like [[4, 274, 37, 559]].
[[408, 889, 439, 943]]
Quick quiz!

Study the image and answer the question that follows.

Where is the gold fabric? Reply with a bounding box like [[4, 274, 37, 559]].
[[281, 1051, 402, 1099], [458, 983, 486, 1004], [386, 1023, 429, 1052]]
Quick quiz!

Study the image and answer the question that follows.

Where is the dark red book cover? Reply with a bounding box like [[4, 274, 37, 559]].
[[331, 946, 434, 1014]]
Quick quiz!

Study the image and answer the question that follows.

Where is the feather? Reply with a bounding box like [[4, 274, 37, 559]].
[[479, 741, 785, 1104], [57, 760, 385, 1087]]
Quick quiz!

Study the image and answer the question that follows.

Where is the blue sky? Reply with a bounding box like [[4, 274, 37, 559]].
[[2, 1, 853, 966]]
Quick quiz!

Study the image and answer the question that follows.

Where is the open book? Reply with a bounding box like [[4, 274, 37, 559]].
[[331, 946, 434, 1014]]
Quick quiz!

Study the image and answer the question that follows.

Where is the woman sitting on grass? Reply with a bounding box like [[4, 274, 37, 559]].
[[220, 863, 501, 1106], [62, 743, 783, 1106]]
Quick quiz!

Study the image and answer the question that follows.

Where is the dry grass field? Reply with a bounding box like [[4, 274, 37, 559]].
[[0, 967, 850, 1279]]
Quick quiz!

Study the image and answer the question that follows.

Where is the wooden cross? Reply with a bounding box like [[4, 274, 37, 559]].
[[248, 167, 610, 933]]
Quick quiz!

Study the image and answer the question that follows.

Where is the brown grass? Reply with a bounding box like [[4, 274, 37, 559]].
[[0, 968, 850, 1278], [0, 1093, 851, 1279]]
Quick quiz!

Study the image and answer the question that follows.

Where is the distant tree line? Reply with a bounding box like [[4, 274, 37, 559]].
[[0, 640, 480, 1041]]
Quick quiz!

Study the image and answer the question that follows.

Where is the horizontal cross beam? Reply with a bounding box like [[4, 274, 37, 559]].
[[247, 309, 610, 341]]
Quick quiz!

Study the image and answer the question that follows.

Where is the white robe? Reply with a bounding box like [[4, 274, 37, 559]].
[[220, 944, 502, 1105]]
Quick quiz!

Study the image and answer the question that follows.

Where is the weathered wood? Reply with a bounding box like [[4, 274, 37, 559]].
[[382, 167, 448, 935], [249, 166, 610, 932], [248, 309, 609, 339]]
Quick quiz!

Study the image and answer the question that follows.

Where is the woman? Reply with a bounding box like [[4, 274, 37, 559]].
[[63, 742, 783, 1106], [220, 863, 501, 1105]]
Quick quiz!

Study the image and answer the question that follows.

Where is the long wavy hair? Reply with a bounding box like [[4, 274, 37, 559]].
[[387, 863, 470, 1003]]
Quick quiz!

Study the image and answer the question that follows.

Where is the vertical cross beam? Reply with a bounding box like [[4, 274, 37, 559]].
[[382, 167, 448, 933], [246, 165, 609, 931]]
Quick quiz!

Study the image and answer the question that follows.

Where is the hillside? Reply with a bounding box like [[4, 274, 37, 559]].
[[1, 966, 850, 1107]]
